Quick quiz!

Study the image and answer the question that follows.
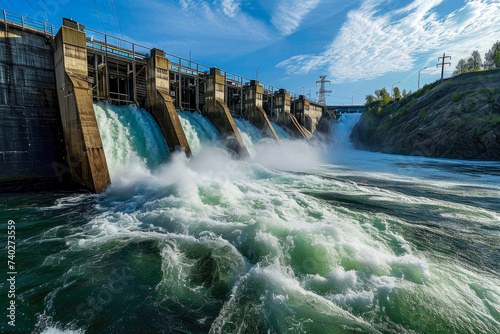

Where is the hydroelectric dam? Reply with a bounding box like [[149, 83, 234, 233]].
[[0, 10, 328, 193]]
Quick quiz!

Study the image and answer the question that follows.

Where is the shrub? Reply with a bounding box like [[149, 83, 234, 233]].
[[482, 88, 499, 103], [490, 114, 500, 127], [452, 92, 465, 103], [451, 117, 465, 131], [420, 109, 427, 119], [476, 127, 487, 136], [463, 99, 478, 113]]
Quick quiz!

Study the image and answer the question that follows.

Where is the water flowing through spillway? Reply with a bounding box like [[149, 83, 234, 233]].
[[271, 121, 292, 140], [93, 102, 169, 180], [178, 111, 221, 154], [233, 117, 263, 157], [4, 110, 500, 334]]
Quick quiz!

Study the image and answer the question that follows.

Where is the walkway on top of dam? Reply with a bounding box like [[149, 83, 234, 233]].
[[0, 9, 299, 102]]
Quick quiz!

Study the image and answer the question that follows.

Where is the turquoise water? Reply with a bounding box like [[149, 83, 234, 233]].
[[271, 122, 292, 140], [1, 107, 499, 333], [232, 117, 264, 157], [94, 101, 169, 180], [178, 111, 221, 154]]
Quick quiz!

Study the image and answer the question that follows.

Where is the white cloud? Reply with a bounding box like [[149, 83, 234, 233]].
[[218, 0, 241, 18], [271, 0, 321, 36], [277, 0, 500, 83], [135, 0, 273, 57], [179, 0, 242, 18]]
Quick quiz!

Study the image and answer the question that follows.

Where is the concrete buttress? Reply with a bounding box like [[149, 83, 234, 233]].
[[275, 89, 310, 139], [54, 20, 111, 193], [244, 80, 279, 141], [204, 68, 249, 157], [146, 49, 191, 156]]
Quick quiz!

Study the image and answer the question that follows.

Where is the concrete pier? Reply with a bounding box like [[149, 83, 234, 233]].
[[54, 19, 110, 193], [293, 95, 320, 136], [204, 68, 249, 157], [145, 49, 191, 155], [244, 80, 279, 141], [305, 101, 325, 133], [274, 89, 311, 139]]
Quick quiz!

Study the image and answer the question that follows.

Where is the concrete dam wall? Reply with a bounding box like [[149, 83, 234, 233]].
[[0, 12, 329, 193], [0, 23, 67, 188]]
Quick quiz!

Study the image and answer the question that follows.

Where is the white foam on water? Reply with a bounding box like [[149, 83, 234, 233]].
[[271, 122, 292, 140], [178, 111, 221, 154], [233, 117, 264, 157], [40, 327, 84, 334], [41, 104, 500, 333], [94, 101, 169, 181]]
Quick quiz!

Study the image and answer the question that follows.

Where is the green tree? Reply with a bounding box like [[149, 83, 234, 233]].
[[453, 59, 469, 76], [393, 87, 401, 100], [374, 89, 381, 100], [484, 41, 500, 69], [402, 89, 408, 98], [379, 88, 391, 106], [365, 94, 376, 106], [467, 50, 482, 70]]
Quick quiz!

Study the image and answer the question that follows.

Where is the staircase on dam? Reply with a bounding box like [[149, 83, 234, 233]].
[[0, 9, 328, 192]]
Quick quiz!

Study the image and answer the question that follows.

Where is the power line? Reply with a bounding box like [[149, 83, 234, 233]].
[[99, 0, 111, 28], [5, 0, 20, 13], [92, 0, 107, 33], [24, 0, 36, 13], [40, 0, 57, 19], [55, 0, 70, 17], [111, 0, 124, 38]]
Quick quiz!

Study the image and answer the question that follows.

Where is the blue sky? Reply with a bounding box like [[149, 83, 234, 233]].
[[5, 0, 500, 105]]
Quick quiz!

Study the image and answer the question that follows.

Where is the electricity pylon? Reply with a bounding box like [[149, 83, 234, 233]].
[[316, 75, 332, 105]]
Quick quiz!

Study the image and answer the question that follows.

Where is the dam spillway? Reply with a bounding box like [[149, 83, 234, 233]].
[[94, 102, 169, 180], [0, 10, 329, 192]]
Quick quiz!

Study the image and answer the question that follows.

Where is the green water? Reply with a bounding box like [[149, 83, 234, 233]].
[[0, 109, 499, 334]]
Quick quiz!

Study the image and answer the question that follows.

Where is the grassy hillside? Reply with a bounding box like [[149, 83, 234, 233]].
[[351, 70, 500, 160]]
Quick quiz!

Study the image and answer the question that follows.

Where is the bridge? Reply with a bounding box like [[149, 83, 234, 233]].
[[327, 105, 365, 117]]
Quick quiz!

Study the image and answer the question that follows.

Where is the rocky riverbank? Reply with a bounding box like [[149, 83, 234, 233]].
[[350, 70, 500, 160]]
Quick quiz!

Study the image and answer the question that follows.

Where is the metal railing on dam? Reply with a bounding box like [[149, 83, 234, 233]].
[[0, 9, 311, 101], [1, 9, 59, 36], [0, 9, 307, 103], [1, 9, 305, 99]]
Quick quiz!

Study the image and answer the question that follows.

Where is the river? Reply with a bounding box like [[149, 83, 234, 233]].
[[1, 103, 499, 333]]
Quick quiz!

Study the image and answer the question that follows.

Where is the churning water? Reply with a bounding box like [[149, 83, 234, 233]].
[[178, 111, 221, 154], [1, 106, 499, 334]]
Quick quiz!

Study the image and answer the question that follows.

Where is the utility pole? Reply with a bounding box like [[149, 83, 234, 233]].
[[418, 66, 427, 90], [437, 53, 451, 82], [392, 81, 401, 99], [256, 67, 259, 81]]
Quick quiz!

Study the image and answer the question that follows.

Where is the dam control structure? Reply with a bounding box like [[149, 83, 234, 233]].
[[0, 10, 328, 193]]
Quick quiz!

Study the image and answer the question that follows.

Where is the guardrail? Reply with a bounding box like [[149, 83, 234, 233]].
[[85, 27, 151, 62], [1, 9, 58, 36], [1, 8, 306, 100]]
